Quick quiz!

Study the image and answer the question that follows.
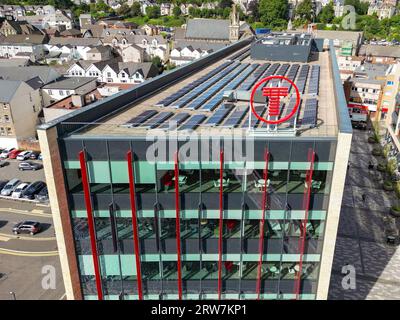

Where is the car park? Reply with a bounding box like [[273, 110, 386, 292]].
[[18, 161, 43, 171], [0, 160, 9, 167], [16, 151, 32, 161], [21, 181, 46, 199], [0, 147, 15, 159], [8, 149, 22, 159], [12, 221, 41, 235], [35, 186, 49, 202], [11, 182, 29, 199], [38, 153, 43, 160], [29, 151, 40, 160], [0, 178, 21, 196]]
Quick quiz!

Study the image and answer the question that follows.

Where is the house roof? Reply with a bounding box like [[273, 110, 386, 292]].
[[48, 36, 101, 46], [43, 77, 97, 90], [0, 66, 61, 86], [359, 44, 400, 58], [60, 28, 81, 37], [185, 18, 230, 41], [174, 40, 227, 52], [0, 34, 47, 45], [0, 80, 23, 102], [1, 20, 41, 35], [87, 45, 111, 54]]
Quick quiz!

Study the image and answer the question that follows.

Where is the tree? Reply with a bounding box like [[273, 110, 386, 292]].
[[295, 0, 314, 22], [318, 1, 335, 24], [344, 0, 368, 15], [117, 3, 131, 16], [130, 2, 142, 17], [96, 0, 111, 13], [259, 0, 289, 28], [146, 5, 161, 19], [152, 56, 163, 74], [173, 6, 182, 18], [247, 0, 260, 21]]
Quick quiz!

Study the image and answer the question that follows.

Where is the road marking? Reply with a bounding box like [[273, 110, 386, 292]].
[[0, 248, 58, 257], [0, 235, 10, 242], [59, 293, 67, 300], [0, 208, 52, 218], [0, 233, 56, 241]]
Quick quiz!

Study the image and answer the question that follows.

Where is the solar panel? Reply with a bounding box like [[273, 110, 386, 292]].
[[242, 106, 266, 128], [178, 114, 207, 131], [295, 64, 309, 94], [203, 104, 234, 126], [301, 98, 318, 128], [307, 65, 320, 95], [141, 111, 173, 129], [155, 60, 233, 107], [122, 110, 158, 128], [221, 106, 248, 127], [158, 113, 190, 129]]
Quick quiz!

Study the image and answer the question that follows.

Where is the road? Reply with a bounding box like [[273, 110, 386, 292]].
[[0, 198, 65, 300]]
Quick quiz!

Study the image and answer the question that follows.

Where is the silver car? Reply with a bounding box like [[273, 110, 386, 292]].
[[11, 182, 29, 199], [1, 178, 21, 196]]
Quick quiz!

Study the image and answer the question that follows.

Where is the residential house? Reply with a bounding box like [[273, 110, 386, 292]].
[[60, 29, 82, 38], [359, 45, 400, 64], [42, 77, 98, 105], [0, 80, 42, 148], [141, 24, 159, 36], [367, 2, 396, 20], [0, 34, 48, 62], [170, 44, 216, 66], [43, 12, 74, 30], [79, 14, 94, 29], [46, 37, 102, 61], [160, 3, 173, 16], [96, 20, 138, 30], [121, 45, 145, 63], [0, 20, 41, 37], [86, 45, 114, 61]]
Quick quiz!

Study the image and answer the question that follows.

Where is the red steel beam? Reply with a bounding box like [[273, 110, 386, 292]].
[[294, 148, 315, 300], [217, 150, 224, 300], [174, 152, 183, 300], [79, 150, 103, 300], [127, 151, 144, 300], [256, 149, 269, 300]]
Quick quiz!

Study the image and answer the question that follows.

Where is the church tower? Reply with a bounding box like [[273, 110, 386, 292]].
[[229, 4, 240, 42]]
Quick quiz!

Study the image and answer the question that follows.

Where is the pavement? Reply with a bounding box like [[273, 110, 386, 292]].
[[0, 158, 45, 184], [328, 127, 400, 300], [0, 198, 65, 300]]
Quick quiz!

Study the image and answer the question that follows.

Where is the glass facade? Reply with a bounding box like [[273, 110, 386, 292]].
[[60, 137, 336, 300]]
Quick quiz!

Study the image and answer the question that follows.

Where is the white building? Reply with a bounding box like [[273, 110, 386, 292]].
[[170, 45, 213, 66], [0, 34, 47, 62]]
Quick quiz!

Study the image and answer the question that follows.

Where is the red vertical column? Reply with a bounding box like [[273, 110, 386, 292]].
[[256, 149, 269, 300], [79, 150, 103, 300], [217, 150, 224, 300], [127, 151, 144, 300], [174, 152, 183, 300], [294, 148, 315, 300]]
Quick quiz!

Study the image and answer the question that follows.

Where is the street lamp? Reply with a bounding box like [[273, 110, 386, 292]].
[[9, 291, 16, 300]]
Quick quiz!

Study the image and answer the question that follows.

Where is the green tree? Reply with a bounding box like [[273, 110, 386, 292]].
[[173, 6, 182, 17], [318, 1, 335, 24], [295, 0, 314, 22], [130, 2, 142, 17], [146, 5, 161, 19], [117, 3, 131, 16], [152, 56, 163, 74], [344, 0, 368, 15], [259, 0, 288, 28]]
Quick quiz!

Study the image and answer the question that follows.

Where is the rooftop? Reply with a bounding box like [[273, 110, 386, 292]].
[[64, 44, 339, 138], [43, 77, 96, 90]]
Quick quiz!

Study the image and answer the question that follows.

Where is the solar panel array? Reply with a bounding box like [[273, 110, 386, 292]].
[[228, 47, 249, 61], [295, 64, 309, 94], [307, 65, 320, 95], [283, 97, 302, 128], [141, 111, 173, 129], [158, 113, 190, 129], [123, 110, 158, 128], [179, 114, 207, 131], [203, 104, 234, 126], [155, 61, 232, 107], [184, 62, 246, 111], [238, 63, 270, 90], [301, 98, 318, 128], [282, 64, 299, 92], [172, 62, 241, 109], [269, 63, 290, 87], [200, 63, 258, 112], [221, 106, 248, 128], [255, 63, 280, 95]]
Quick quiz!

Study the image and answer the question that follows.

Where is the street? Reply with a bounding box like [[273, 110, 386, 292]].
[[0, 198, 65, 300]]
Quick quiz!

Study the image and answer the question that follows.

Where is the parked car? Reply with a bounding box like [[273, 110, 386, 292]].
[[11, 183, 29, 199], [29, 151, 40, 160], [38, 153, 43, 161], [0, 178, 21, 196], [16, 151, 32, 161], [8, 149, 22, 159], [0, 180, 8, 190], [18, 161, 43, 171], [0, 148, 15, 159], [21, 181, 46, 199], [0, 160, 9, 167], [12, 221, 41, 235], [35, 186, 48, 202]]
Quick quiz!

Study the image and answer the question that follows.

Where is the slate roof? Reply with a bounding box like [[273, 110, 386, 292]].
[[359, 45, 400, 58], [48, 36, 101, 46], [43, 77, 97, 90], [0, 80, 23, 102], [0, 66, 61, 86], [0, 34, 47, 45], [185, 18, 230, 40]]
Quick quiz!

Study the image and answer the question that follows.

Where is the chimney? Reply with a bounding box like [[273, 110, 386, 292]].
[[71, 94, 85, 108]]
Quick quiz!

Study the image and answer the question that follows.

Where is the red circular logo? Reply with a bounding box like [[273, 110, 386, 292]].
[[250, 75, 301, 125]]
